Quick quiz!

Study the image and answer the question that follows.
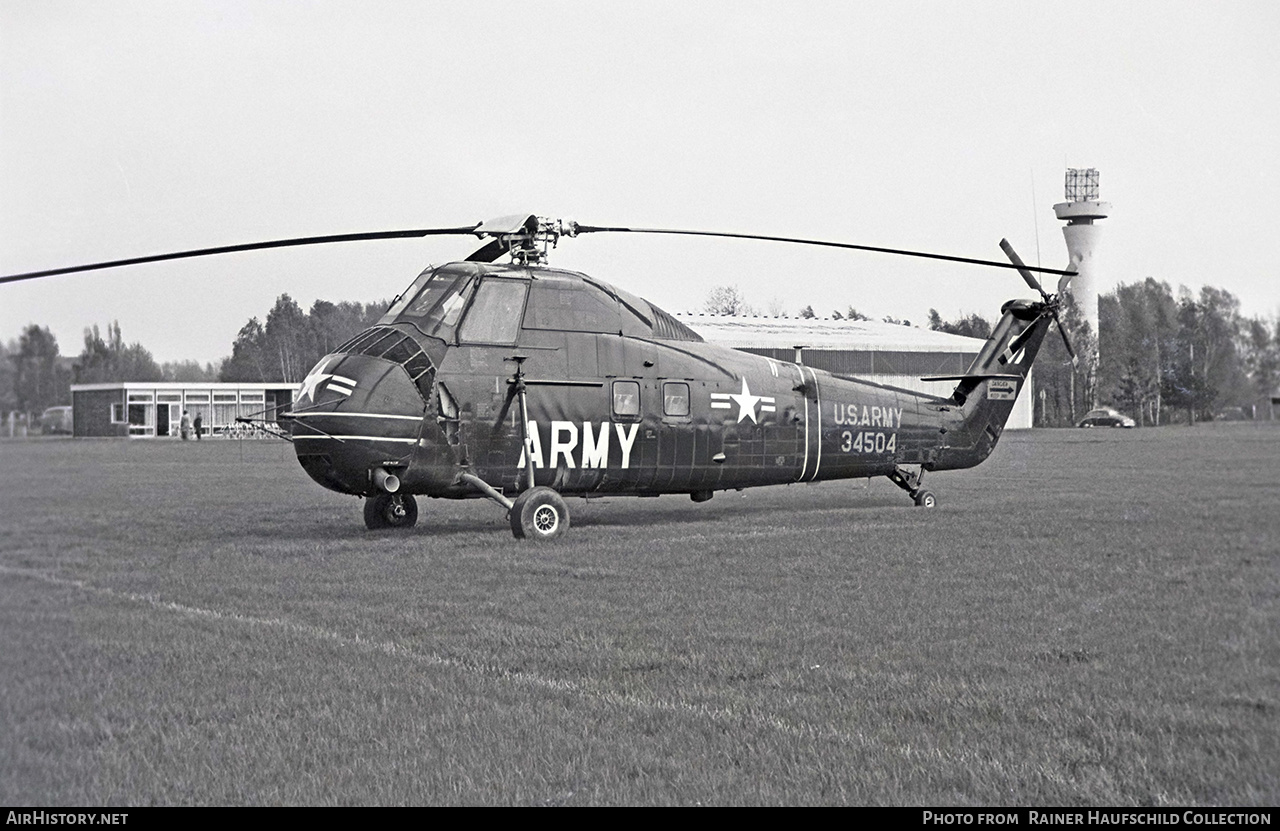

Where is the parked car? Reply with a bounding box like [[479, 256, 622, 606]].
[[39, 405, 73, 435], [1077, 407, 1136, 428]]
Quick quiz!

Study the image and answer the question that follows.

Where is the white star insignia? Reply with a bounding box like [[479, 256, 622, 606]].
[[298, 355, 358, 402], [729, 377, 763, 423], [298, 374, 325, 403]]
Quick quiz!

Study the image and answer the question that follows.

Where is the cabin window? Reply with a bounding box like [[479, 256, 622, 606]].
[[379, 336, 419, 366], [401, 350, 433, 382], [522, 276, 622, 333], [662, 382, 690, 417], [360, 329, 402, 357], [458, 278, 529, 344], [340, 327, 392, 354], [612, 380, 641, 418]]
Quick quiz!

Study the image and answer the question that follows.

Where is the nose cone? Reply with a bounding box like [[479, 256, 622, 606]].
[[290, 353, 432, 494]]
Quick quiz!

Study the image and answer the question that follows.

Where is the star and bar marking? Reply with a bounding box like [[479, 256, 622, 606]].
[[711, 377, 777, 424], [298, 358, 356, 403]]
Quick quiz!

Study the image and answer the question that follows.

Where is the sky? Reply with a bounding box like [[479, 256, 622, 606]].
[[2, 0, 1278, 365]]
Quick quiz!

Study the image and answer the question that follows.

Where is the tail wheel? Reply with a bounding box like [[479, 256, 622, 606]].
[[364, 493, 419, 529], [913, 490, 937, 508], [509, 486, 570, 541]]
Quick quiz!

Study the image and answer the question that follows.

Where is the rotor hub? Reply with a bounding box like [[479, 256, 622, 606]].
[[473, 215, 579, 265]]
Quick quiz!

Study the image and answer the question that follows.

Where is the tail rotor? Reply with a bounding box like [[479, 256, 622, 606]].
[[999, 239, 1078, 365]]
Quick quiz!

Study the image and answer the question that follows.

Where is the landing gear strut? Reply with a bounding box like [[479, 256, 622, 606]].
[[887, 466, 937, 508], [498, 353, 572, 542]]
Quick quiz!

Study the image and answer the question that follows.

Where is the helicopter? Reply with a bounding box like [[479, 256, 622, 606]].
[[3, 215, 1076, 541]]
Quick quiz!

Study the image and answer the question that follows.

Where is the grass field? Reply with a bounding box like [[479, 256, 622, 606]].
[[1, 424, 1276, 806]]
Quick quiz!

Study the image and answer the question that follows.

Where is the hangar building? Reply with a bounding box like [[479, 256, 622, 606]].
[[70, 382, 299, 438], [677, 314, 1034, 429]]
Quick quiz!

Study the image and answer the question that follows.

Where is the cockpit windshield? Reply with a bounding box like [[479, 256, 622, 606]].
[[379, 265, 481, 341]]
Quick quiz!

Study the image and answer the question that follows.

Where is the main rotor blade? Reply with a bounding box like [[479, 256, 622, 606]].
[[465, 238, 510, 263], [0, 226, 482, 284], [998, 238, 1050, 300], [577, 225, 1077, 278]]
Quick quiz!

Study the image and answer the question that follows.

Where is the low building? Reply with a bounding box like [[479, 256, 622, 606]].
[[70, 382, 299, 438], [677, 314, 1034, 429]]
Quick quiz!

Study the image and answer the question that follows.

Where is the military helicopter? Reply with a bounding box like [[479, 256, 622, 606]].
[[3, 215, 1076, 541]]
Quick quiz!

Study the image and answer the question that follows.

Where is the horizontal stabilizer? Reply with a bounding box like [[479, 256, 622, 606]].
[[920, 373, 1024, 383]]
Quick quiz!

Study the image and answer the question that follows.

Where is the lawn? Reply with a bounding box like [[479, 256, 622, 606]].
[[0, 424, 1276, 805]]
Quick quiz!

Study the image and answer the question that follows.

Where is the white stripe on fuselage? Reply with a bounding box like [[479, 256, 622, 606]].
[[293, 435, 419, 443], [290, 412, 422, 421]]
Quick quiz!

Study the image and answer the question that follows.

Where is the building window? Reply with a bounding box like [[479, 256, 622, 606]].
[[187, 404, 210, 432], [612, 380, 640, 418], [214, 403, 238, 427], [111, 403, 126, 423], [662, 382, 690, 417]]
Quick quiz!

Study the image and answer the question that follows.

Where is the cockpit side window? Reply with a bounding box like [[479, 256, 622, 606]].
[[457, 277, 530, 344]]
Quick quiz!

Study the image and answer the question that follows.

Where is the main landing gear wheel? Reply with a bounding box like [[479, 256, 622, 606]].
[[913, 490, 937, 508], [364, 493, 419, 529], [509, 486, 570, 541]]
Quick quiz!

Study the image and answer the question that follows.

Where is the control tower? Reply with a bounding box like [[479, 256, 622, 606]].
[[1054, 168, 1111, 407]]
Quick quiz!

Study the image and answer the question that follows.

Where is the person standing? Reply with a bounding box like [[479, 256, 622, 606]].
[[179, 410, 192, 440], [193, 412, 203, 441]]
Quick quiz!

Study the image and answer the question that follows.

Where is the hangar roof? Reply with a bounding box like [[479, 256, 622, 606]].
[[676, 314, 987, 353]]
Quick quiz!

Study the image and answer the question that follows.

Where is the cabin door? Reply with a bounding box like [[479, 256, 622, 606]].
[[796, 365, 823, 482]]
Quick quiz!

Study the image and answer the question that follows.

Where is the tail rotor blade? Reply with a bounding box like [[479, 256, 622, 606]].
[[1051, 309, 1079, 365], [999, 238, 1078, 364], [998, 239, 1050, 301]]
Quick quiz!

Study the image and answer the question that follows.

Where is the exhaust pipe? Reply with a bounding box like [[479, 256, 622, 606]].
[[372, 467, 400, 493]]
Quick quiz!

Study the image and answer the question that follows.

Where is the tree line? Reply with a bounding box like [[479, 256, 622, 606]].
[[2, 295, 389, 422], [5, 280, 1277, 428], [705, 279, 1278, 426], [218, 295, 388, 383], [1005, 280, 1278, 426]]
